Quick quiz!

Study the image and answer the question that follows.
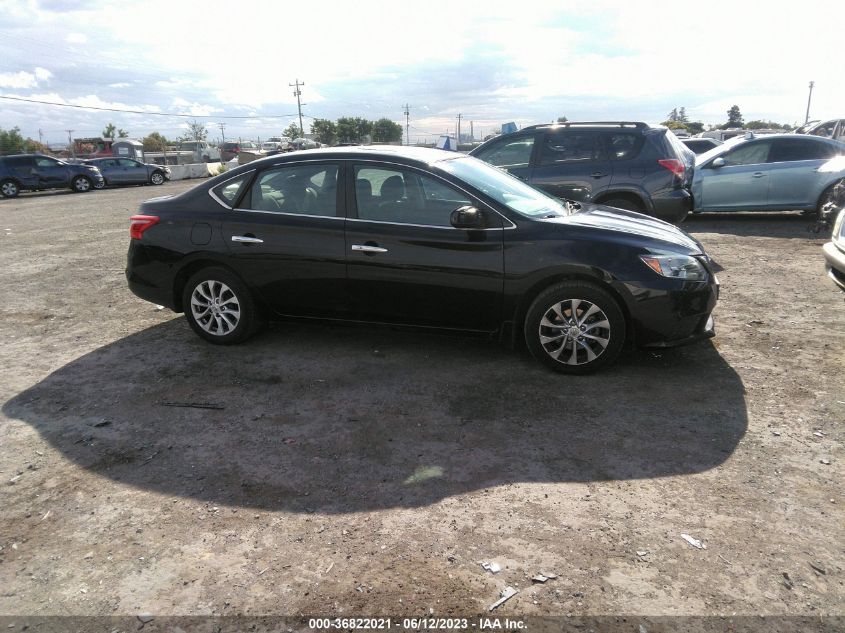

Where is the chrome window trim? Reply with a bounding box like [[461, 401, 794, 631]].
[[231, 207, 344, 220], [208, 169, 256, 209]]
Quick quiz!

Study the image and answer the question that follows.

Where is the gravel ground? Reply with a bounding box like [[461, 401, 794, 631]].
[[0, 181, 842, 628]]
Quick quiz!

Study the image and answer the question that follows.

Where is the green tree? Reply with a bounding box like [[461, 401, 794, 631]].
[[102, 123, 128, 139], [0, 127, 27, 154], [179, 120, 207, 142], [745, 119, 794, 131], [310, 118, 337, 145], [142, 132, 169, 152], [371, 118, 402, 143], [723, 105, 743, 129], [678, 107, 689, 123], [686, 121, 704, 135], [666, 108, 679, 122], [283, 122, 302, 139], [661, 120, 688, 130], [556, 116, 569, 123]]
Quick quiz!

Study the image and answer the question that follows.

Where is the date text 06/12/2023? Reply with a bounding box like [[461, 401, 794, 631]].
[[307, 617, 527, 630]]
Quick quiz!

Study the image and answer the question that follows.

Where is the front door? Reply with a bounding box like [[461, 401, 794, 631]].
[[697, 139, 773, 211], [346, 163, 505, 331], [117, 158, 149, 183], [219, 162, 349, 317]]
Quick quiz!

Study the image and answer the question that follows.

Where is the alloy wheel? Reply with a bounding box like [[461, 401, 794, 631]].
[[538, 298, 611, 365], [190, 280, 241, 336]]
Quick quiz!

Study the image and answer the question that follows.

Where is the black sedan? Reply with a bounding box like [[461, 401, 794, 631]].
[[84, 157, 170, 188], [126, 147, 719, 373]]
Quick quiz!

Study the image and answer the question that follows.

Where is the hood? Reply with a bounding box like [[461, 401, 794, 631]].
[[543, 202, 703, 254]]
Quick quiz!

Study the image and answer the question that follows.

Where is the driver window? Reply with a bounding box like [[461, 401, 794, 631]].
[[35, 157, 58, 168], [475, 136, 535, 169], [354, 166, 472, 227], [723, 141, 771, 166]]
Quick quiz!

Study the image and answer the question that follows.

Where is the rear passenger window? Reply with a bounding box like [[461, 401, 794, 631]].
[[539, 132, 604, 165], [606, 133, 643, 160], [212, 173, 250, 207], [769, 139, 834, 162], [246, 164, 338, 216]]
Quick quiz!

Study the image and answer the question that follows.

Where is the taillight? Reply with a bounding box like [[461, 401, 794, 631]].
[[129, 214, 159, 240], [658, 158, 685, 178]]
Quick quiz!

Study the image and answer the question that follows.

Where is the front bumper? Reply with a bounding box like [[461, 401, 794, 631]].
[[823, 240, 845, 291]]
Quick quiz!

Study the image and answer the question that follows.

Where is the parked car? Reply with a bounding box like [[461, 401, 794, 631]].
[[468, 121, 695, 223], [261, 142, 280, 152], [178, 141, 220, 162], [822, 180, 845, 290], [126, 147, 719, 374], [219, 141, 259, 162], [682, 137, 723, 155], [83, 157, 170, 187], [795, 118, 845, 142], [0, 154, 103, 198], [691, 133, 845, 213]]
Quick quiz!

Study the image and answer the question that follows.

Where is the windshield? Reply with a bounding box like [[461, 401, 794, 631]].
[[436, 156, 569, 218]]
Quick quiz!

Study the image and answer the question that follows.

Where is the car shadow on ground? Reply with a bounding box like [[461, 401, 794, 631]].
[[3, 319, 747, 513], [685, 211, 826, 238]]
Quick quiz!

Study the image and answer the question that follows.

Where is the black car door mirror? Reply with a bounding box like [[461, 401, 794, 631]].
[[711, 157, 726, 168], [450, 205, 484, 229]]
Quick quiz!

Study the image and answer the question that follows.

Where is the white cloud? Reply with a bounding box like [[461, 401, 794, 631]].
[[34, 67, 52, 81], [66, 33, 87, 44], [0, 71, 38, 89], [108, 82, 131, 88]]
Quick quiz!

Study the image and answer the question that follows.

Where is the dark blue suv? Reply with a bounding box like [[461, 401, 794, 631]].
[[469, 122, 695, 223], [0, 154, 104, 198]]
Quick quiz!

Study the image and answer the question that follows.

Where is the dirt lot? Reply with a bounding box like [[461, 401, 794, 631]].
[[0, 181, 843, 628]]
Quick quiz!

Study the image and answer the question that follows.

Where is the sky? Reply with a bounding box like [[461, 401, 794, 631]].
[[0, 0, 840, 146]]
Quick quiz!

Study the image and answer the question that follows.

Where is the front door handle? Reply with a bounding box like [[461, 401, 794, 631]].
[[752, 172, 765, 178], [231, 235, 264, 244], [351, 244, 388, 254], [591, 172, 608, 178]]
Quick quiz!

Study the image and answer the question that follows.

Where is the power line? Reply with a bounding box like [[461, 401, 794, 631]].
[[0, 95, 307, 119]]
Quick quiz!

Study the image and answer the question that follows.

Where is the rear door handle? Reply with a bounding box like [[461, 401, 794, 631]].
[[231, 235, 264, 244], [351, 244, 388, 254], [752, 172, 765, 178]]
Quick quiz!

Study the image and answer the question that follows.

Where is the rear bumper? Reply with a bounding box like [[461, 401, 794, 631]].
[[126, 241, 178, 309], [651, 188, 692, 219], [823, 240, 845, 291]]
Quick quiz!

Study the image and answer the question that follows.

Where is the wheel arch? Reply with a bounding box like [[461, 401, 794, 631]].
[[593, 189, 650, 212], [512, 271, 635, 348], [171, 257, 249, 313]]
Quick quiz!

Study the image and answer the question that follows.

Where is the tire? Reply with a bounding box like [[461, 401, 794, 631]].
[[182, 267, 262, 345], [817, 180, 843, 212], [1, 179, 20, 198], [524, 281, 626, 374], [71, 176, 92, 193], [93, 179, 106, 190], [150, 171, 165, 185]]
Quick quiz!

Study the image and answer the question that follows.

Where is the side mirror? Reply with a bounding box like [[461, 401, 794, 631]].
[[450, 205, 484, 229], [711, 157, 726, 168]]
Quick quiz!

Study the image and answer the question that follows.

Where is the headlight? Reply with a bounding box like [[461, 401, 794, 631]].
[[833, 209, 845, 242], [640, 253, 707, 281]]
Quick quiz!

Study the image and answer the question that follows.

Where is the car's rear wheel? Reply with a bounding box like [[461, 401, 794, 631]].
[[71, 176, 92, 193], [1, 179, 20, 198], [150, 171, 165, 185], [524, 281, 626, 374], [182, 267, 261, 345]]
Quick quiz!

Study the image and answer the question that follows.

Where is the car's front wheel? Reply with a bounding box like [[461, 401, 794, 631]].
[[524, 281, 626, 374], [150, 171, 165, 185], [71, 176, 92, 193], [1, 179, 20, 198], [182, 267, 262, 344]]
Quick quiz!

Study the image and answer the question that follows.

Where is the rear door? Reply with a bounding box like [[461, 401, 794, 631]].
[[219, 161, 349, 317], [766, 137, 837, 208], [530, 129, 612, 202], [345, 162, 505, 331], [4, 156, 38, 187], [697, 140, 773, 210]]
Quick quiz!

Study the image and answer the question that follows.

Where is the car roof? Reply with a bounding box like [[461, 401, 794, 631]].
[[236, 145, 464, 168]]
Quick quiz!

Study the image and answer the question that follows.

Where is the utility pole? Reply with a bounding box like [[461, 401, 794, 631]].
[[470, 121, 474, 142], [219, 122, 226, 144], [456, 113, 462, 146], [403, 103, 410, 146], [805, 81, 815, 124], [66, 129, 74, 157], [290, 79, 305, 137], [38, 128, 43, 146]]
